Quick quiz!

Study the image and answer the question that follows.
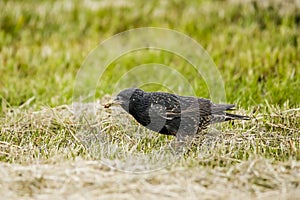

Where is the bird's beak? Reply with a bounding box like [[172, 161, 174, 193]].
[[112, 97, 123, 105], [104, 97, 123, 108]]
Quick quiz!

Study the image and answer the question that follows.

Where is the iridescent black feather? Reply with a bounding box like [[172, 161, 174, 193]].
[[113, 88, 250, 139]]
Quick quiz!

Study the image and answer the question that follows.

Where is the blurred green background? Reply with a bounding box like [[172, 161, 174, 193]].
[[0, 0, 299, 111]]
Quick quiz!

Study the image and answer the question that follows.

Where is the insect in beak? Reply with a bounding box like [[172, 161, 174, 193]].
[[104, 96, 123, 108]]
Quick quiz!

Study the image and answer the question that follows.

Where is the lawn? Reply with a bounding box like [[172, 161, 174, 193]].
[[0, 0, 299, 199]]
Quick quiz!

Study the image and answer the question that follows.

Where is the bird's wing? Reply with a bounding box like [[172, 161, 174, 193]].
[[148, 93, 213, 121], [148, 93, 182, 120], [149, 94, 210, 118]]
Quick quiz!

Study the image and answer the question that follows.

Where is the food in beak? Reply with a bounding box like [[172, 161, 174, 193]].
[[104, 98, 122, 108]]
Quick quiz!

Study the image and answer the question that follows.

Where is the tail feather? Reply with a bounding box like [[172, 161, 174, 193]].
[[211, 104, 250, 123], [211, 104, 235, 114], [224, 112, 251, 121]]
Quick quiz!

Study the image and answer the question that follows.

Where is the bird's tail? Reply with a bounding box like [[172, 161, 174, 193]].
[[224, 112, 251, 121], [211, 104, 250, 123], [211, 112, 250, 123]]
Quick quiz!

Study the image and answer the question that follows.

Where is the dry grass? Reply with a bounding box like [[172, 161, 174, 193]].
[[0, 159, 299, 199], [0, 99, 299, 199]]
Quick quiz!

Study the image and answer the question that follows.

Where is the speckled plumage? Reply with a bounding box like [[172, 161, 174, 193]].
[[113, 88, 250, 139]]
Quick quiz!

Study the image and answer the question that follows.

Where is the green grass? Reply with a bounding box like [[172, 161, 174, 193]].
[[0, 0, 299, 199], [1, 0, 299, 108]]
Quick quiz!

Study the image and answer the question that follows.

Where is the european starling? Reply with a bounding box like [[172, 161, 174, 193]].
[[106, 88, 250, 140]]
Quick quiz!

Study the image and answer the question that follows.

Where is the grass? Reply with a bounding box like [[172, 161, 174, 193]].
[[0, 0, 299, 199]]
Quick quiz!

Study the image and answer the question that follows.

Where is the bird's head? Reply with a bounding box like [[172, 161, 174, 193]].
[[105, 88, 141, 112]]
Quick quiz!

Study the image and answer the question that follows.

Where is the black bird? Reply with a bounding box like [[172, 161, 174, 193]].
[[106, 88, 250, 140]]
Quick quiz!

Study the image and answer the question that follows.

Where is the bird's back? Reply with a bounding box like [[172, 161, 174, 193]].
[[145, 92, 213, 136]]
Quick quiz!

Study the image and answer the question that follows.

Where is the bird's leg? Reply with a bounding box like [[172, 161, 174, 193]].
[[168, 134, 194, 155]]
